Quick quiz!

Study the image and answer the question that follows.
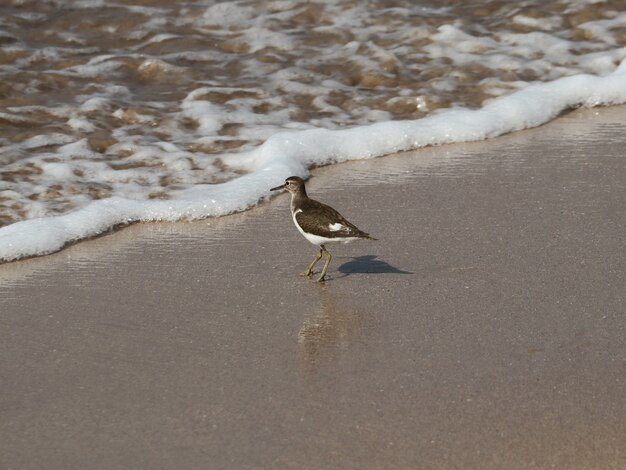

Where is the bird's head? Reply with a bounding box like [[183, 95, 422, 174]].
[[270, 176, 306, 195]]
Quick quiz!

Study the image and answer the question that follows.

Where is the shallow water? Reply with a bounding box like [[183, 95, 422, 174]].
[[0, 0, 625, 260]]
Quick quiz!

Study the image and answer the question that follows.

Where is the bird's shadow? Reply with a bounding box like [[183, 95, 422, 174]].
[[336, 255, 412, 277]]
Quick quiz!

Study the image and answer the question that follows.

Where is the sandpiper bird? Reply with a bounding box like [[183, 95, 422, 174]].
[[270, 176, 376, 282]]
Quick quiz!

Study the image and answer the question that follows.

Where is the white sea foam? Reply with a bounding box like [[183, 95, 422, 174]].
[[1, 59, 625, 262]]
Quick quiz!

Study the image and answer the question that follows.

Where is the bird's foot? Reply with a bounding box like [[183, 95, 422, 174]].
[[315, 275, 326, 282], [300, 270, 313, 277]]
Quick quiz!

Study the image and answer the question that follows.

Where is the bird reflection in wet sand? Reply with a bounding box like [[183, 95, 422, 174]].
[[298, 285, 363, 374]]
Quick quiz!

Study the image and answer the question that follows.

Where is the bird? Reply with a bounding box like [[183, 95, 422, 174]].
[[270, 176, 376, 282]]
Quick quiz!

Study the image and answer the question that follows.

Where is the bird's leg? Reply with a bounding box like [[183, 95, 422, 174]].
[[302, 247, 323, 276], [316, 245, 332, 282]]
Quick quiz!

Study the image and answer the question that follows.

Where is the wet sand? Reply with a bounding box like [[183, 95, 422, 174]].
[[1, 106, 625, 469]]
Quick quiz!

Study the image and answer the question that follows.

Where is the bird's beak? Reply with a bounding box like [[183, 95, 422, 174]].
[[270, 183, 286, 191]]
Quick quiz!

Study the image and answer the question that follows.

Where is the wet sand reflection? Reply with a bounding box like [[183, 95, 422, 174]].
[[297, 284, 365, 374]]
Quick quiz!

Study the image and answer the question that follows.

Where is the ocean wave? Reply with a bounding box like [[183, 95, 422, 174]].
[[1, 57, 625, 262]]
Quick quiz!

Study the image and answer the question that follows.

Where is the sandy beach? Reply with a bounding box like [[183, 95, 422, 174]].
[[1, 105, 625, 469]]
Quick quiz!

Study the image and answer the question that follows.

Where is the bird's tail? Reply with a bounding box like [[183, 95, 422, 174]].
[[361, 232, 378, 241]]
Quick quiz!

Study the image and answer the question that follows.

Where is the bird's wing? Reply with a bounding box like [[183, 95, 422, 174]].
[[296, 199, 369, 238]]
